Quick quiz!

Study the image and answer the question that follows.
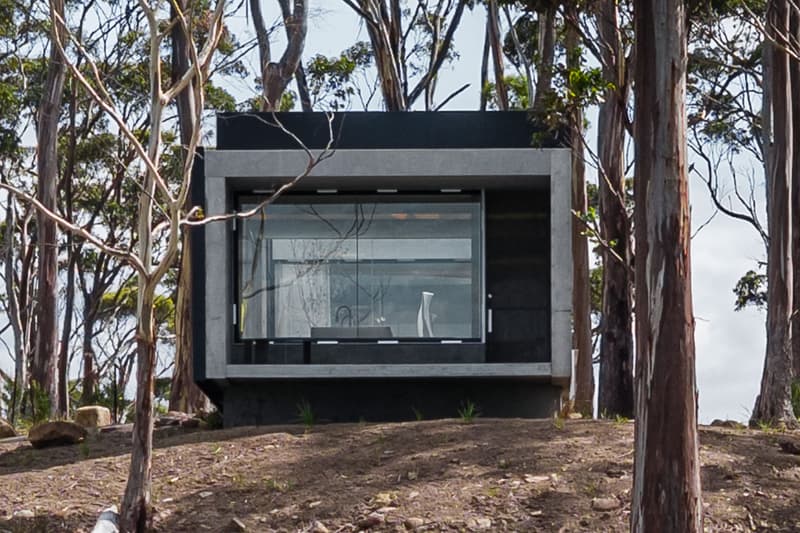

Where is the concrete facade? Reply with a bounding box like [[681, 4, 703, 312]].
[[202, 148, 573, 385]]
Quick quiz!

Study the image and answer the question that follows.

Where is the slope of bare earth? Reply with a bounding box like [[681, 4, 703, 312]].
[[1, 419, 799, 532]]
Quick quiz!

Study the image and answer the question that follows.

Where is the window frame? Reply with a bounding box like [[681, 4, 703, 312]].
[[233, 191, 485, 344]]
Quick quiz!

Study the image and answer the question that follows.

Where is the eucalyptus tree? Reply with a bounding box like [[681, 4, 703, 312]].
[[170, 0, 205, 414], [750, 0, 797, 428], [0, 2, 47, 422], [33, 0, 66, 417], [15, 2, 228, 528], [631, 0, 702, 529], [343, 0, 472, 110], [305, 42, 377, 110], [593, 0, 634, 419], [564, 2, 593, 416], [687, 0, 798, 426], [495, 1, 597, 415], [250, 0, 308, 111]]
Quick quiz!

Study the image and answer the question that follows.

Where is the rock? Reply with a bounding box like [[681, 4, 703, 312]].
[[404, 517, 424, 530], [779, 439, 800, 455], [0, 419, 16, 438], [74, 406, 112, 428], [91, 505, 119, 533], [310, 521, 329, 533], [568, 413, 583, 420], [710, 419, 746, 430], [466, 517, 492, 530], [13, 510, 34, 519], [407, 470, 418, 480], [524, 474, 550, 484], [199, 491, 213, 498], [180, 417, 201, 429], [28, 421, 87, 448], [358, 512, 385, 529], [156, 411, 194, 427], [591, 497, 621, 512], [228, 517, 246, 531]]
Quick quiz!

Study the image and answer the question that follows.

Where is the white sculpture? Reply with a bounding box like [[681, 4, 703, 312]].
[[416, 291, 435, 337]]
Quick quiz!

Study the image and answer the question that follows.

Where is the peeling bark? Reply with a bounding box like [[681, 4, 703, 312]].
[[34, 0, 66, 417], [170, 0, 209, 415], [631, 0, 702, 530], [789, 7, 800, 380], [120, 302, 157, 532], [751, 0, 797, 429], [531, 6, 555, 114], [596, 0, 634, 419], [566, 6, 593, 416]]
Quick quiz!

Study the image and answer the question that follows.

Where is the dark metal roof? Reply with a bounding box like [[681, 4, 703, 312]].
[[216, 111, 564, 150]]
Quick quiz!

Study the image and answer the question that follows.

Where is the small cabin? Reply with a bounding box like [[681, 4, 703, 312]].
[[192, 111, 573, 425]]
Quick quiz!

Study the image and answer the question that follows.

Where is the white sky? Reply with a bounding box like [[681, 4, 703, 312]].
[[0, 3, 769, 424]]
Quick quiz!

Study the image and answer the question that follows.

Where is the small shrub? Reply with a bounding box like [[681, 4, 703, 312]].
[[264, 477, 290, 492], [614, 414, 630, 424], [79, 440, 90, 459], [411, 406, 423, 421], [792, 380, 800, 420], [755, 419, 780, 433], [29, 381, 51, 424], [200, 409, 224, 430], [296, 399, 315, 428], [457, 400, 479, 423]]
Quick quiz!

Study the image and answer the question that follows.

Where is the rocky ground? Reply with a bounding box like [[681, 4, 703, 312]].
[[1, 418, 800, 532]]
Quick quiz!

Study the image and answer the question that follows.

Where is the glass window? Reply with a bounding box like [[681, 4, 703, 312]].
[[237, 195, 481, 340]]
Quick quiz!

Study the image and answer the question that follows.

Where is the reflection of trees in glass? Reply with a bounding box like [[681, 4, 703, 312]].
[[239, 202, 379, 333], [239, 199, 478, 338]]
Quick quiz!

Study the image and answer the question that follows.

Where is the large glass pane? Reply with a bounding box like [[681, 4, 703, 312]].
[[354, 201, 480, 338], [238, 196, 481, 340], [238, 202, 358, 338]]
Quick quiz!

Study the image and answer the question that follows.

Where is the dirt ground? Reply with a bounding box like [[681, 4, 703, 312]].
[[1, 418, 800, 532]]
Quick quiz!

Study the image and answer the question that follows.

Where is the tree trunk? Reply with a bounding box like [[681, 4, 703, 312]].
[[295, 64, 313, 112], [596, 0, 634, 419], [57, 81, 80, 417], [479, 19, 490, 111], [631, 0, 702, 530], [57, 248, 76, 414], [487, 0, 508, 110], [33, 0, 66, 417], [3, 195, 25, 424], [790, 7, 800, 380], [359, 0, 406, 111], [751, 0, 797, 428], [566, 7, 593, 416], [16, 218, 36, 420], [169, 0, 209, 414], [252, 0, 308, 111], [120, 14, 164, 525], [531, 6, 556, 114], [170, 245, 208, 413], [80, 305, 97, 405], [119, 302, 157, 532]]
